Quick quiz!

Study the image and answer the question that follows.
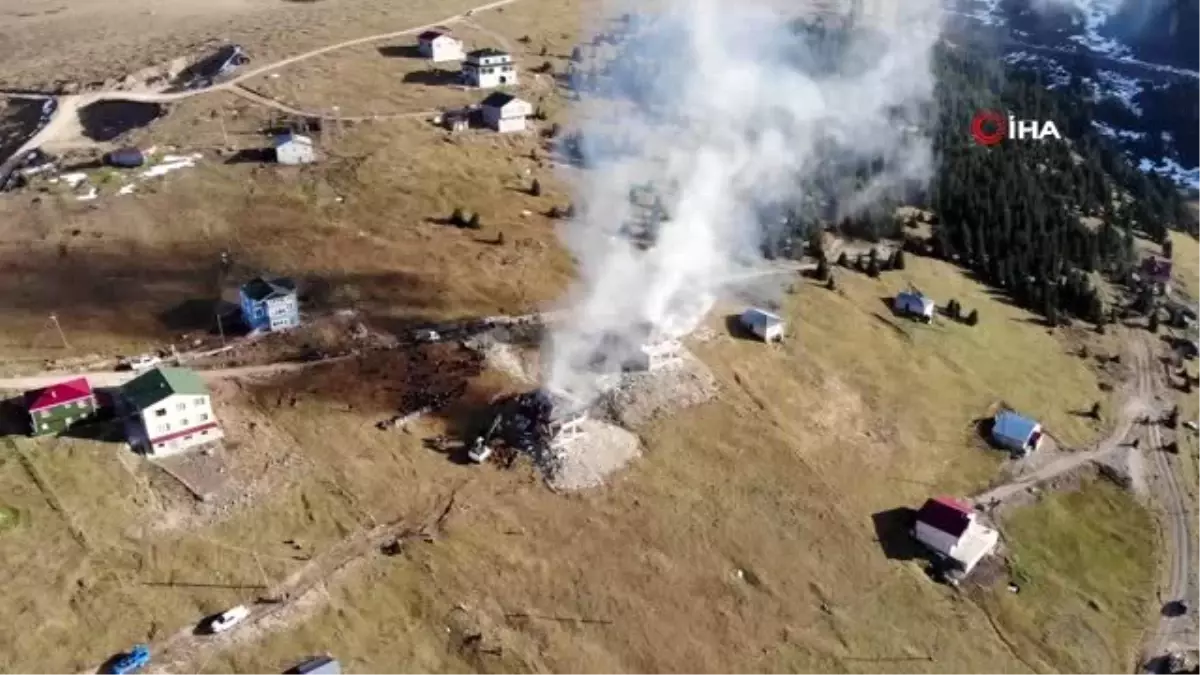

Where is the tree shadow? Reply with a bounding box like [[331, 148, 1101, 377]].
[[378, 45, 424, 59], [95, 653, 125, 675], [723, 314, 760, 342], [870, 313, 912, 341], [157, 298, 243, 333], [870, 507, 921, 561], [402, 69, 463, 87]]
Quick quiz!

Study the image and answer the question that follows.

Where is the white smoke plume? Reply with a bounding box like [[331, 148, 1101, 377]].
[[542, 0, 944, 402]]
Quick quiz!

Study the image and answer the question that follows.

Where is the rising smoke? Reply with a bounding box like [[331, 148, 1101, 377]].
[[542, 0, 944, 403]]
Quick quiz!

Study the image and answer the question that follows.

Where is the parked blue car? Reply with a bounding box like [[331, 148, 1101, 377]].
[[108, 644, 150, 675]]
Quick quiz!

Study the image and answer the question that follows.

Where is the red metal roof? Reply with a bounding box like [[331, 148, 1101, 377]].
[[25, 377, 93, 412], [916, 496, 972, 537]]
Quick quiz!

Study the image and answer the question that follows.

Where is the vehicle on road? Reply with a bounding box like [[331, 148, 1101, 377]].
[[207, 604, 250, 633], [107, 644, 150, 674], [119, 354, 162, 371]]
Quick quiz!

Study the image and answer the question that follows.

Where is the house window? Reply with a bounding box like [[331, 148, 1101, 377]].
[[201, 430, 209, 436], [177, 402, 186, 412], [185, 435, 193, 441], [194, 398, 205, 407], [180, 418, 189, 427], [40, 410, 49, 419], [155, 408, 166, 417], [199, 413, 210, 422], [160, 423, 171, 434]]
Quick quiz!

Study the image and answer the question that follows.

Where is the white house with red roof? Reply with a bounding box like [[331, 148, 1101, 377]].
[[24, 377, 97, 436], [912, 496, 999, 576]]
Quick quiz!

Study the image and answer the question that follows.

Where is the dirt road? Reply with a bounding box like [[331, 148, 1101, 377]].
[[0, 355, 356, 392], [1, 0, 521, 163], [1135, 333, 1198, 663]]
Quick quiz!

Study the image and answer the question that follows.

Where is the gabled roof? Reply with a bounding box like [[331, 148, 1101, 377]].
[[25, 377, 93, 412], [916, 496, 972, 537], [241, 276, 297, 302], [273, 133, 313, 148], [897, 289, 933, 305], [741, 307, 782, 327], [122, 367, 209, 411], [467, 47, 510, 59], [993, 409, 1039, 445], [479, 92, 518, 109]]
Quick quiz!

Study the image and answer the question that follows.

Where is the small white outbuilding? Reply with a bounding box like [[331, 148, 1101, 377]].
[[479, 92, 532, 133], [272, 132, 316, 165], [739, 307, 784, 342], [417, 30, 465, 63]]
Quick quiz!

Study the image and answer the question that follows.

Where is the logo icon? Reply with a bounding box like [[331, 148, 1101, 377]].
[[971, 110, 1063, 146], [971, 109, 1007, 146]]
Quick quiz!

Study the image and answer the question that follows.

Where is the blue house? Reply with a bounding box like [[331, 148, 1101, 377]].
[[991, 409, 1043, 457], [239, 276, 299, 332]]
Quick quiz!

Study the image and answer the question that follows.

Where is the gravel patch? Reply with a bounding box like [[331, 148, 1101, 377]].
[[600, 348, 718, 428], [546, 418, 642, 491]]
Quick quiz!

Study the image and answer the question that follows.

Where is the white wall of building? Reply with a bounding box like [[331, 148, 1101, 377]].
[[276, 139, 315, 166], [481, 99, 531, 133], [421, 36, 464, 62], [136, 393, 224, 456], [913, 521, 959, 557], [465, 56, 517, 88]]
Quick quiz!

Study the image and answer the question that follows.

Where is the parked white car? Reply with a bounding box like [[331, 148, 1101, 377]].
[[207, 605, 250, 634], [120, 354, 162, 371]]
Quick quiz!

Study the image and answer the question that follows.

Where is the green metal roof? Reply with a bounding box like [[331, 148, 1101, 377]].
[[121, 367, 209, 411]]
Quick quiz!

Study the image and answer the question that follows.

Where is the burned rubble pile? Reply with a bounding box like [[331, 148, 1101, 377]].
[[487, 389, 585, 476], [482, 388, 642, 490]]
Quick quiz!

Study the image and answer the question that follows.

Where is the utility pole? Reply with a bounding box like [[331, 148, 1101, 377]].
[[216, 311, 226, 347], [48, 313, 70, 349]]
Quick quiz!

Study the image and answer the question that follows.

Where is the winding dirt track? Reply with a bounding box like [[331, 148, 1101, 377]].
[[1, 0, 521, 167]]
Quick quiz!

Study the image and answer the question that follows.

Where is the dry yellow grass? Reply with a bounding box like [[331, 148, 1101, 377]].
[[0, 249, 1144, 673], [0, 0, 1162, 670]]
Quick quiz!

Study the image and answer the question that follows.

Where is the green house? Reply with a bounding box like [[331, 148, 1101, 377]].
[[25, 377, 97, 437]]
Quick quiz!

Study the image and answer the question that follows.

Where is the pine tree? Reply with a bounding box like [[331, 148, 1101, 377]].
[[837, 251, 849, 267], [1148, 311, 1159, 333], [1163, 238, 1174, 259], [966, 309, 979, 326], [826, 275, 837, 291], [467, 213, 481, 230], [530, 179, 542, 197], [450, 208, 465, 227], [893, 249, 906, 270], [866, 257, 881, 278], [1090, 401, 1101, 420], [816, 257, 830, 282]]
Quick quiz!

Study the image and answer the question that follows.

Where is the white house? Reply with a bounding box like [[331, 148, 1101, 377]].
[[634, 339, 683, 371], [894, 289, 935, 322], [119, 367, 224, 457], [536, 389, 587, 448], [740, 307, 784, 342], [273, 132, 316, 165], [463, 48, 517, 88], [912, 496, 999, 577], [416, 30, 465, 62], [479, 92, 532, 133]]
